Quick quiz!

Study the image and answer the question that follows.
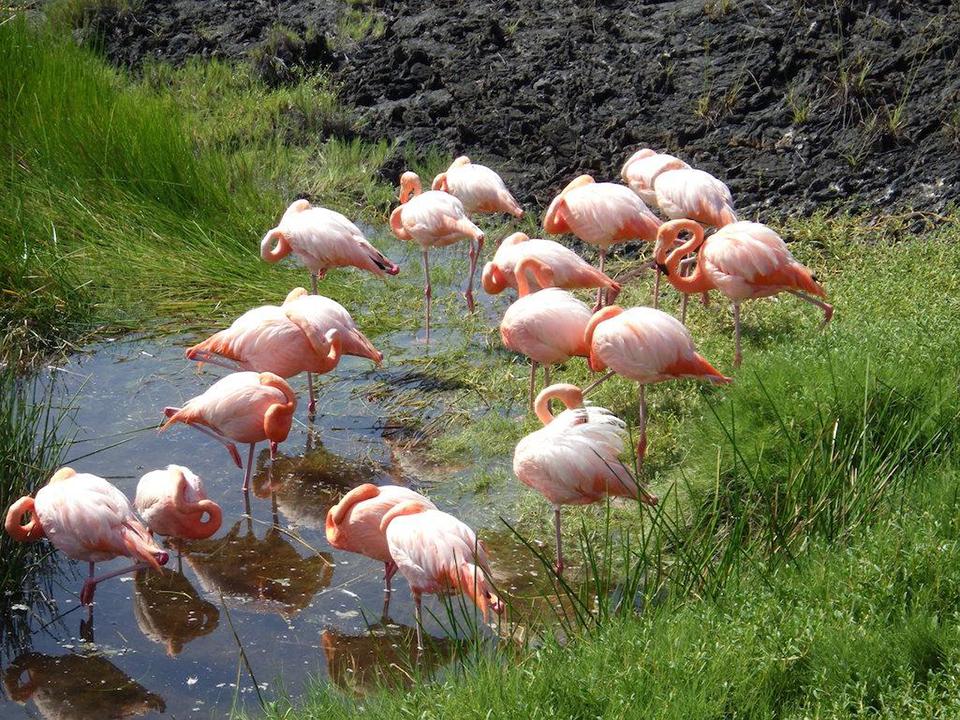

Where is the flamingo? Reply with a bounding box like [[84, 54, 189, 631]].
[[499, 256, 593, 409], [186, 287, 381, 413], [161, 371, 296, 492], [4, 468, 168, 605], [390, 171, 485, 342], [514, 383, 658, 574], [325, 483, 437, 615], [481, 232, 619, 298], [620, 148, 691, 207], [543, 174, 661, 309], [431, 156, 523, 219], [583, 305, 731, 462], [381, 500, 502, 650], [260, 198, 399, 292], [134, 465, 222, 541], [655, 219, 833, 368]]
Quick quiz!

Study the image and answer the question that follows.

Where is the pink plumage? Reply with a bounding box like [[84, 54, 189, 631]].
[[135, 465, 222, 540], [501, 288, 592, 366], [4, 467, 168, 605], [481, 232, 619, 296], [620, 148, 691, 207], [326, 483, 436, 605], [432, 156, 523, 217], [260, 198, 399, 279], [381, 502, 501, 648]]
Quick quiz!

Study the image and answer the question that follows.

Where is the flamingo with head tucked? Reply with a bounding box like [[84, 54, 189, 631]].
[[432, 156, 523, 219], [381, 501, 502, 650], [5, 468, 168, 605], [655, 219, 833, 368], [325, 484, 437, 615], [135, 465, 222, 541], [583, 305, 731, 462], [186, 287, 381, 414], [161, 372, 297, 492], [482, 232, 619, 298], [390, 171, 485, 342], [543, 175, 661, 309], [260, 198, 399, 292], [499, 257, 593, 409], [514, 383, 658, 574]]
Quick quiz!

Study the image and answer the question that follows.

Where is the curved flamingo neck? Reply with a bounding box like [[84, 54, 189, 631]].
[[534, 384, 585, 425], [260, 229, 291, 263], [662, 222, 714, 294], [514, 257, 554, 297], [379, 500, 431, 534], [4, 496, 43, 542], [584, 305, 624, 353], [481, 262, 506, 294], [399, 173, 423, 203]]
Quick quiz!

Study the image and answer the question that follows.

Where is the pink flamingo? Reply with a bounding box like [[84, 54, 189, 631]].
[[186, 287, 381, 413], [5, 468, 168, 605], [620, 148, 691, 207], [514, 383, 658, 574], [583, 305, 731, 461], [499, 256, 593, 409], [325, 483, 437, 614], [431, 156, 523, 219], [481, 232, 619, 298], [543, 174, 661, 309], [161, 372, 297, 492], [134, 465, 222, 541], [260, 198, 400, 292], [390, 171, 485, 342], [380, 501, 502, 650], [655, 219, 833, 368]]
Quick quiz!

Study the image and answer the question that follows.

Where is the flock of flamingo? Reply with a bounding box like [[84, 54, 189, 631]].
[[5, 150, 832, 650]]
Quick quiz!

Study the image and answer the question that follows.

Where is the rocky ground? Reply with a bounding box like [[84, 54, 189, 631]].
[[79, 0, 960, 219]]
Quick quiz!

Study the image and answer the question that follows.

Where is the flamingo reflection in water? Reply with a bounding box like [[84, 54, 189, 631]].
[[3, 651, 165, 719], [133, 567, 220, 656]]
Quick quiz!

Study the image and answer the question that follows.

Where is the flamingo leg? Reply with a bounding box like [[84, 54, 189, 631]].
[[528, 361, 538, 412], [80, 561, 152, 606], [464, 236, 482, 313], [543, 365, 551, 388], [652, 266, 661, 309], [422, 249, 432, 344], [414, 591, 424, 651], [680, 292, 689, 324], [637, 384, 648, 465], [594, 249, 607, 311], [787, 290, 834, 327], [733, 301, 742, 369], [554, 506, 564, 575], [581, 369, 617, 396], [242, 443, 256, 492], [172, 418, 242, 468], [382, 560, 397, 618], [310, 273, 319, 295], [307, 372, 316, 416]]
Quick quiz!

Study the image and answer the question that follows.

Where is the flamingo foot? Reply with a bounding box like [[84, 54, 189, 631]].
[[554, 560, 564, 576]]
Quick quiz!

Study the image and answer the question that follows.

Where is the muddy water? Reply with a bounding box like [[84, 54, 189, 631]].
[[0, 252, 568, 718]]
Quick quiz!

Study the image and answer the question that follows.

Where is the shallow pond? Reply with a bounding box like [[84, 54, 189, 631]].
[[0, 253, 574, 718]]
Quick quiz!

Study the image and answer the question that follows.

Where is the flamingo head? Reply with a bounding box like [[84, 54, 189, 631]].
[[431, 172, 448, 192], [259, 373, 297, 443], [4, 495, 44, 542], [620, 148, 657, 183], [399, 172, 422, 203], [481, 262, 506, 294], [655, 219, 705, 271], [165, 466, 222, 540]]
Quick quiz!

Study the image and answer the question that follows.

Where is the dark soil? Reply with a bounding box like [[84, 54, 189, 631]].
[[79, 0, 960, 218]]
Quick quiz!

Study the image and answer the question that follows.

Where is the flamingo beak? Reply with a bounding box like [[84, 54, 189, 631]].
[[656, 262, 669, 276]]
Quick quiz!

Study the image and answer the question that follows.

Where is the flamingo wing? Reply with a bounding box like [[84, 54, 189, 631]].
[[655, 169, 736, 226]]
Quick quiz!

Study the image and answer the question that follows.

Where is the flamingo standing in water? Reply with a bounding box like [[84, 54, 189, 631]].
[[481, 232, 619, 298], [260, 198, 399, 292], [161, 372, 297, 492], [325, 484, 437, 615], [5, 468, 168, 605], [543, 175, 661, 309], [135, 465, 222, 540], [655, 219, 833, 368], [514, 383, 658, 574], [499, 256, 593, 409], [583, 305, 731, 462], [390, 171, 485, 342], [381, 501, 502, 650], [186, 287, 381, 413], [431, 156, 523, 219]]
